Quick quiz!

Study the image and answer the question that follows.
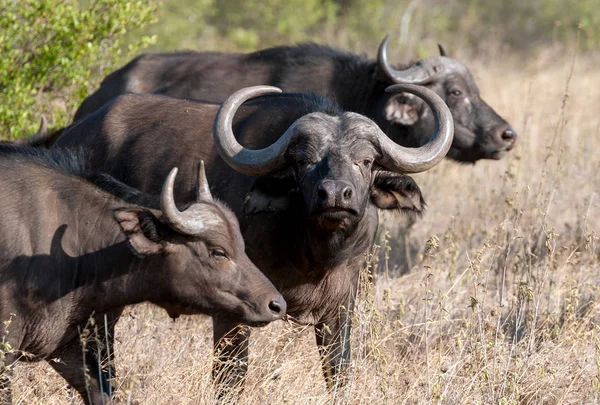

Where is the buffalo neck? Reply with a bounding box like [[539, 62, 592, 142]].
[[74, 239, 164, 315], [244, 205, 378, 323], [299, 206, 379, 273], [32, 202, 166, 319], [330, 59, 390, 119]]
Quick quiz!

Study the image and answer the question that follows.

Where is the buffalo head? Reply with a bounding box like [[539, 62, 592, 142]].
[[378, 36, 516, 162], [213, 85, 452, 233], [113, 161, 286, 326]]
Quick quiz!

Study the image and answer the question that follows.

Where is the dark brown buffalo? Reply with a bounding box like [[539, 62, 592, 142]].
[[52, 84, 452, 395], [0, 146, 285, 405], [70, 36, 515, 162]]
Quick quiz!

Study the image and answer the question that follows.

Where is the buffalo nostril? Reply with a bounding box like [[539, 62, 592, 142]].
[[317, 185, 329, 202], [501, 128, 516, 142], [342, 187, 353, 200], [268, 299, 283, 315]]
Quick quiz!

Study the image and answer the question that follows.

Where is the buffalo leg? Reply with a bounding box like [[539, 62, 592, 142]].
[[315, 302, 353, 392], [91, 309, 123, 398], [48, 337, 110, 405], [212, 317, 251, 400]]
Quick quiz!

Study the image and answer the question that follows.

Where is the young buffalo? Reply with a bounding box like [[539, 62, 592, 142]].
[[0, 146, 285, 405]]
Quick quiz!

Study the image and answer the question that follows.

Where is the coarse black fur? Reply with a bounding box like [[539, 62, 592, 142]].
[[247, 43, 388, 113], [245, 91, 344, 118], [0, 144, 159, 209], [0, 143, 88, 177]]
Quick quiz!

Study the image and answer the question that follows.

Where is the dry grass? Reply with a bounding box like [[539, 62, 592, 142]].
[[8, 48, 600, 404]]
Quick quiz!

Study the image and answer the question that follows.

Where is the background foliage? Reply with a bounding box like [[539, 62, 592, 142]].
[[148, 0, 600, 53], [0, 0, 158, 138]]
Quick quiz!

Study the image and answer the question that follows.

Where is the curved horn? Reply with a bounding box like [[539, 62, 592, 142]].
[[161, 167, 208, 235], [214, 85, 299, 176], [376, 84, 453, 173], [36, 116, 48, 137], [196, 160, 213, 201], [378, 35, 431, 85], [437, 43, 448, 57]]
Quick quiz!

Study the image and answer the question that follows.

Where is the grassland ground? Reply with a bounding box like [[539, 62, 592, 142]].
[[8, 49, 600, 404]]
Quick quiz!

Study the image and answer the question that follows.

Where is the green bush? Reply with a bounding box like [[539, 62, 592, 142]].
[[0, 0, 158, 139]]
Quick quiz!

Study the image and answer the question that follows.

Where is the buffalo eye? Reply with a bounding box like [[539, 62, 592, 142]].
[[450, 89, 462, 97], [211, 248, 228, 259], [296, 158, 312, 168], [362, 159, 373, 167]]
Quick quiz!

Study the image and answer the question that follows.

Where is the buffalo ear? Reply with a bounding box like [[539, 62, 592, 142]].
[[113, 208, 168, 257], [243, 176, 296, 215], [371, 173, 425, 214], [384, 92, 424, 125]]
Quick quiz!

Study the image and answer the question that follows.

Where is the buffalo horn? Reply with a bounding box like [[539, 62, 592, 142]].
[[375, 84, 453, 173], [437, 43, 448, 57], [196, 160, 213, 201], [36, 116, 48, 137], [378, 35, 433, 85], [213, 85, 298, 176], [161, 167, 209, 235]]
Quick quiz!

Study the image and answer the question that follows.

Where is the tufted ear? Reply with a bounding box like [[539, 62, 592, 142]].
[[384, 92, 425, 125], [370, 172, 425, 214], [113, 208, 169, 257], [243, 176, 297, 215]]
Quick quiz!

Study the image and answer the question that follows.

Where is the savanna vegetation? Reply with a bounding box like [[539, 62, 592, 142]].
[[1, 0, 599, 403]]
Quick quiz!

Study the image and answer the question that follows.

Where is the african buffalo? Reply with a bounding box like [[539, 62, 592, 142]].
[[71, 35, 515, 162], [52, 84, 452, 395], [0, 146, 285, 405]]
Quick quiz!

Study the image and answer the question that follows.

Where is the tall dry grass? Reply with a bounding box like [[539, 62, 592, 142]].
[[8, 48, 600, 404]]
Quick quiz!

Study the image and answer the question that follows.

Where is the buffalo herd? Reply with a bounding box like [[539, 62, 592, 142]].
[[0, 36, 516, 404]]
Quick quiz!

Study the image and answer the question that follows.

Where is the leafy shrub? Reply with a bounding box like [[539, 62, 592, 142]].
[[0, 0, 158, 139]]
